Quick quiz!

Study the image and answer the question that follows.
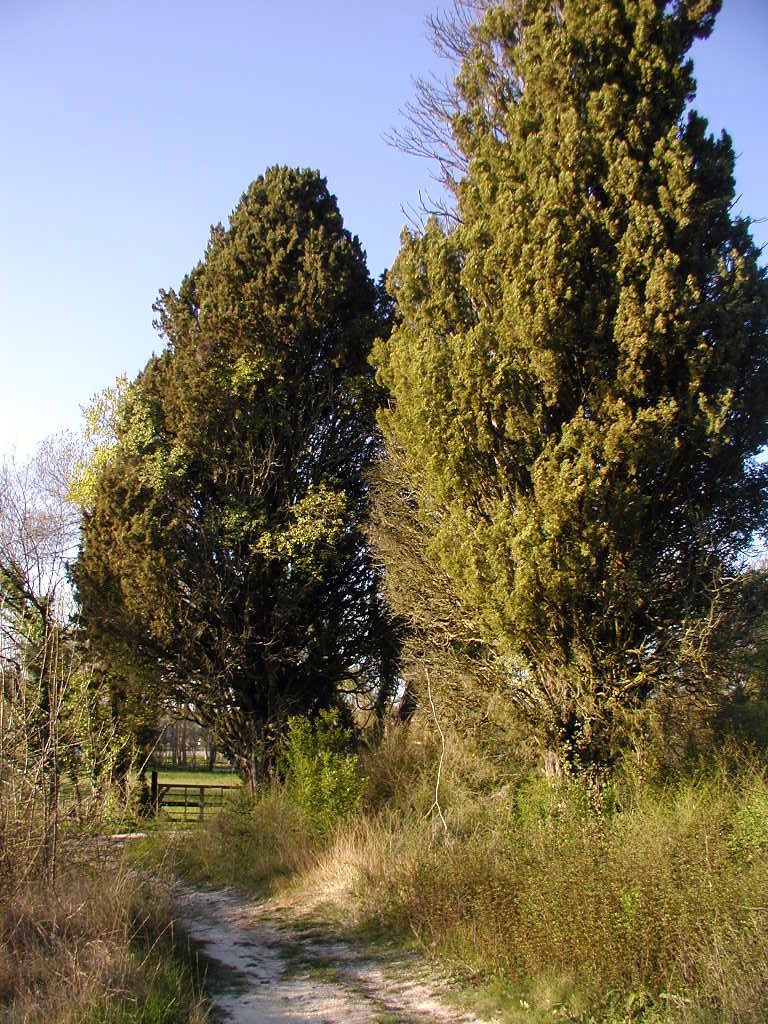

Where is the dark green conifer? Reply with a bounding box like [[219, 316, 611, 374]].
[[74, 168, 397, 782], [374, 0, 768, 768]]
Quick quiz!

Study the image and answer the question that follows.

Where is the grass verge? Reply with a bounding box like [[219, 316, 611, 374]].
[[0, 850, 209, 1023]]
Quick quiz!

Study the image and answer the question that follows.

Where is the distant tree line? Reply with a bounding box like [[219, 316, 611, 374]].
[[156, 714, 220, 771]]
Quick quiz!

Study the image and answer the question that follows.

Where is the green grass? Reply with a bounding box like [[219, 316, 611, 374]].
[[155, 768, 241, 787], [150, 769, 243, 824], [67, 943, 210, 1024], [54, 770, 240, 835]]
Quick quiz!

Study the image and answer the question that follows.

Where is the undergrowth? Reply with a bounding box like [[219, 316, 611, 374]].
[[349, 730, 768, 1023], [135, 710, 365, 893], [135, 787, 320, 892], [135, 716, 768, 1023]]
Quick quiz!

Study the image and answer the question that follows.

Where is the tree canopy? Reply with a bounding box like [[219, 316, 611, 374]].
[[372, 0, 768, 769], [74, 167, 398, 781]]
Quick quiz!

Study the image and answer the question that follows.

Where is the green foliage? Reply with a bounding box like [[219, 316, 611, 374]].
[[281, 711, 364, 833], [728, 771, 768, 863], [67, 375, 130, 509], [373, 0, 768, 768], [55, 666, 139, 822], [73, 167, 399, 783]]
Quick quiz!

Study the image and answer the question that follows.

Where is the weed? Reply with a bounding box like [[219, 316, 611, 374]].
[[351, 732, 768, 1024]]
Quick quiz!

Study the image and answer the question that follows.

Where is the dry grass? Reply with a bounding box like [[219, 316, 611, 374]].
[[347, 737, 768, 1023], [1, 696, 206, 1023], [0, 847, 209, 1023], [137, 787, 320, 894], [289, 811, 423, 910]]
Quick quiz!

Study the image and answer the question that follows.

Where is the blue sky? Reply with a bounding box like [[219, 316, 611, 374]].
[[1, 0, 766, 460]]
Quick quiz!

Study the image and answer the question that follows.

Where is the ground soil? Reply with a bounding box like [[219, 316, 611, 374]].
[[173, 883, 495, 1024]]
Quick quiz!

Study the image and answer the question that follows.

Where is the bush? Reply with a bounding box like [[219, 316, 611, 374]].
[[281, 711, 364, 834], [360, 719, 440, 813]]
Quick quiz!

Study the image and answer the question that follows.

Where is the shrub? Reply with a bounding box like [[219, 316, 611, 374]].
[[281, 711, 364, 834], [360, 718, 440, 814]]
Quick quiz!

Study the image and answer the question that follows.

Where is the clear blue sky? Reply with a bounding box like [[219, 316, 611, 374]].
[[1, 0, 766, 460]]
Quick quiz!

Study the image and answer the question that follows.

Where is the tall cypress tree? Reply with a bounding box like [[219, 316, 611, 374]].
[[374, 0, 768, 768], [74, 168, 397, 781]]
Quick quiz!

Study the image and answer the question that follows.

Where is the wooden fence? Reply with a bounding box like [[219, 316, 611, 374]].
[[149, 771, 237, 821]]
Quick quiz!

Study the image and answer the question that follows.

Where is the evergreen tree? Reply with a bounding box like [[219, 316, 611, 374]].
[[74, 168, 397, 783], [373, 0, 768, 769]]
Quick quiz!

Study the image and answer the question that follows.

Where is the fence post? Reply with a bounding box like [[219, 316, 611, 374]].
[[150, 770, 158, 815], [199, 786, 205, 821]]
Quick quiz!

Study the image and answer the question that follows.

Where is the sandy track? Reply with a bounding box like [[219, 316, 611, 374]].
[[173, 884, 495, 1024]]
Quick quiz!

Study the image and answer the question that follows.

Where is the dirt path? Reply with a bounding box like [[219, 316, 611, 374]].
[[173, 884, 496, 1024]]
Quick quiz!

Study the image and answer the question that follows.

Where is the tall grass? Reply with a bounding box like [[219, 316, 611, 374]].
[[136, 788, 320, 893], [349, 735, 768, 1023], [0, 623, 207, 1022], [0, 850, 208, 1023]]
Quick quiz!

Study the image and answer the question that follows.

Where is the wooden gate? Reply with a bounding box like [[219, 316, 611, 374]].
[[149, 771, 236, 821]]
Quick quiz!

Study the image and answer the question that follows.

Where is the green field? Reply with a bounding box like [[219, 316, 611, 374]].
[[155, 768, 241, 788]]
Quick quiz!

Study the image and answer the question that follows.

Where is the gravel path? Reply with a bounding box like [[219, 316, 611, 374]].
[[173, 884, 496, 1024]]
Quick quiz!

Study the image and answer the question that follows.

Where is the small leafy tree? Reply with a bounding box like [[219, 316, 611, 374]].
[[280, 711, 364, 834], [0, 439, 127, 878]]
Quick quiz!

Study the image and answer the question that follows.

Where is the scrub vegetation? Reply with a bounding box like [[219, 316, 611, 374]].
[[135, 718, 768, 1023]]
